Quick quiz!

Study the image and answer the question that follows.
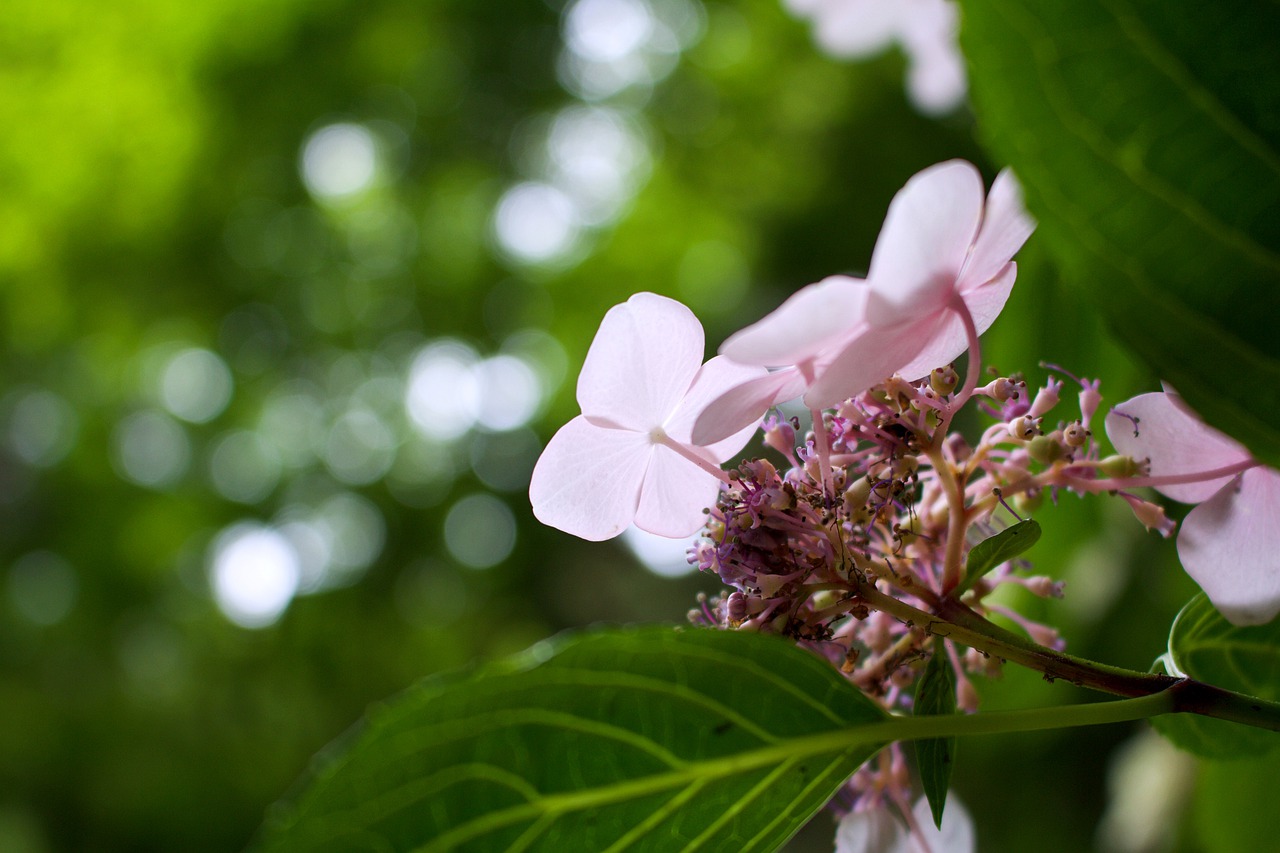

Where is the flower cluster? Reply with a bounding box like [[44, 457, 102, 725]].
[[529, 158, 1280, 849]]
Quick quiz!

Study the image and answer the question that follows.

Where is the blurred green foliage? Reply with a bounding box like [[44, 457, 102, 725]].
[[0, 1, 1212, 851]]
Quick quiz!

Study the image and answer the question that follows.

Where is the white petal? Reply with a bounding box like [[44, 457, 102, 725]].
[[908, 795, 975, 853], [1105, 392, 1251, 503], [892, 263, 1017, 381], [900, 0, 967, 115], [720, 275, 869, 368], [633, 444, 721, 538], [808, 0, 902, 58], [1178, 468, 1280, 625], [866, 161, 984, 327], [803, 319, 934, 409], [834, 807, 905, 853], [577, 292, 704, 431], [690, 368, 808, 448], [664, 355, 768, 457], [958, 169, 1035, 291], [528, 416, 652, 541]]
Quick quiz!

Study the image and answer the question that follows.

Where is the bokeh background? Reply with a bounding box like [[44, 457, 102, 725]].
[[0, 1, 1214, 851]]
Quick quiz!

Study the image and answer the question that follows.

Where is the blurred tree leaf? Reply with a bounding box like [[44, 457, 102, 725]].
[[1152, 593, 1280, 758], [257, 627, 888, 852], [913, 648, 957, 829], [960, 0, 1280, 466], [1194, 750, 1280, 853]]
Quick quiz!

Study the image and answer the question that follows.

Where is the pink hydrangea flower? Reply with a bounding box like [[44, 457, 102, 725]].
[[1105, 391, 1280, 625], [529, 293, 764, 541], [694, 160, 1033, 444], [784, 0, 966, 115], [835, 797, 974, 853]]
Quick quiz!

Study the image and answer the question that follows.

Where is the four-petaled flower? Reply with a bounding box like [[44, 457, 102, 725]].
[[1106, 391, 1280, 625], [529, 292, 764, 541], [694, 159, 1034, 444]]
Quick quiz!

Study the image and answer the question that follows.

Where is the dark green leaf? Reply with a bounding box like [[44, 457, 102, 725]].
[[1194, 751, 1280, 853], [1152, 593, 1280, 758], [960, 0, 1280, 467], [957, 520, 1041, 594], [256, 627, 890, 852], [913, 648, 958, 829]]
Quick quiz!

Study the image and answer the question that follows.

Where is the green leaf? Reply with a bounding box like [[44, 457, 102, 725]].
[[913, 648, 958, 829], [256, 627, 890, 853], [960, 0, 1280, 467], [1194, 751, 1280, 853], [1152, 593, 1280, 758], [957, 519, 1041, 594]]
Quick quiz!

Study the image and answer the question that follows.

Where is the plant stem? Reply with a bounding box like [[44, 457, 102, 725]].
[[851, 578, 1280, 733]]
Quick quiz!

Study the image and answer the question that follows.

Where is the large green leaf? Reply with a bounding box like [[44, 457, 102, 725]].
[[960, 0, 1280, 466], [1152, 593, 1280, 758], [256, 627, 889, 852]]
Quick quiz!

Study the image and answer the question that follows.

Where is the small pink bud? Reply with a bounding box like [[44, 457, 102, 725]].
[[1079, 381, 1103, 426], [1028, 379, 1062, 417], [763, 418, 796, 458], [956, 676, 981, 713], [1026, 576, 1066, 598], [1027, 624, 1065, 650], [1120, 492, 1176, 537]]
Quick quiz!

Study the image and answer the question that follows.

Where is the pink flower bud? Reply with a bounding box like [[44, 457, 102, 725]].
[[1120, 492, 1176, 537], [1028, 378, 1062, 417]]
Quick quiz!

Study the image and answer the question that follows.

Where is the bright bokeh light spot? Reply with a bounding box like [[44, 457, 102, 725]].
[[323, 408, 397, 485], [300, 123, 378, 201], [405, 341, 481, 440], [281, 492, 386, 593], [475, 355, 542, 432], [547, 106, 649, 225], [209, 523, 300, 629], [209, 430, 282, 504], [160, 347, 234, 424], [444, 493, 517, 569], [622, 526, 697, 577], [112, 411, 191, 489], [492, 182, 580, 264], [8, 551, 77, 625], [566, 0, 654, 63], [8, 389, 78, 467]]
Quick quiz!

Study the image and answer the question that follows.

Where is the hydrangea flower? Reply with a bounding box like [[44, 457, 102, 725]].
[[529, 293, 764, 541], [835, 797, 974, 853], [784, 0, 966, 115], [1105, 391, 1280, 625], [694, 160, 1033, 443]]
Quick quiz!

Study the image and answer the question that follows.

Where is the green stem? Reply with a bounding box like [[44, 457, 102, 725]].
[[852, 579, 1280, 733]]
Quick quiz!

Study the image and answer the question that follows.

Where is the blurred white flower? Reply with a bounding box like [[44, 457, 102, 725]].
[[784, 0, 967, 115]]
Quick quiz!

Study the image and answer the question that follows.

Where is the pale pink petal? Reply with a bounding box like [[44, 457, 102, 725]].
[[690, 368, 809, 447], [865, 161, 984, 326], [803, 318, 935, 409], [1105, 392, 1251, 503], [834, 807, 904, 853], [907, 795, 975, 853], [892, 263, 1017, 381], [664, 355, 768, 457], [577, 292, 703, 431], [719, 275, 869, 367], [528, 416, 652, 542], [1178, 468, 1280, 625], [958, 169, 1035, 291], [633, 445, 721, 538]]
